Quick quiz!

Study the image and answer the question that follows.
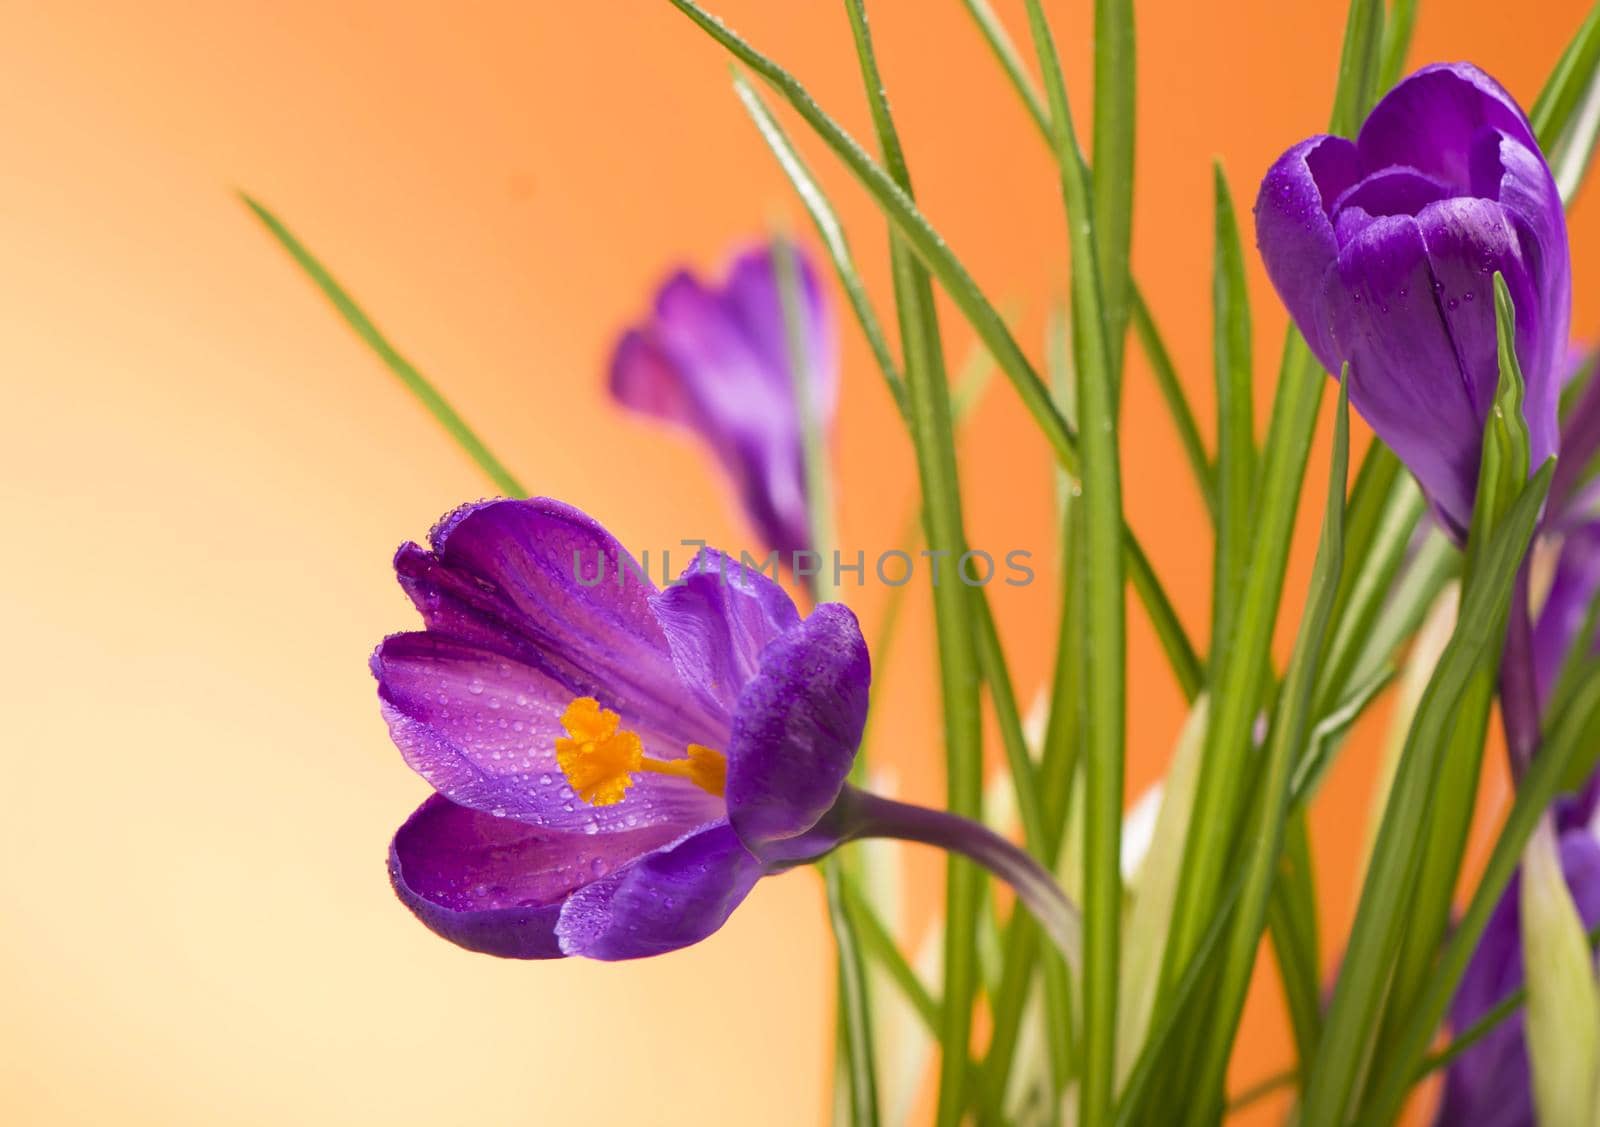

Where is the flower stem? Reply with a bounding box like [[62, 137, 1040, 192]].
[[838, 788, 1082, 972], [1500, 563, 1542, 778]]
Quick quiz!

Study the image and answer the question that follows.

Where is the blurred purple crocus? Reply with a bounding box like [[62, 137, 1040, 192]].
[[374, 497, 869, 960], [1256, 62, 1570, 538], [609, 243, 837, 559], [1436, 776, 1600, 1126]]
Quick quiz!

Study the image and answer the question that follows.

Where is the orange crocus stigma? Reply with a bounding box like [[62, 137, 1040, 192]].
[[555, 697, 726, 807]]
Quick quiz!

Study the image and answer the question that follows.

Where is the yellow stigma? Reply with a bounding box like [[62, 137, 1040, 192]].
[[555, 697, 726, 807]]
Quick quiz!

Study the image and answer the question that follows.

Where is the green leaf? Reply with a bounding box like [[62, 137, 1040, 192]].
[[1209, 164, 1256, 668], [835, 6, 983, 1124], [1531, 2, 1600, 156], [240, 194, 526, 498], [1018, 4, 1126, 1121], [1301, 459, 1553, 1123], [824, 863, 882, 1127]]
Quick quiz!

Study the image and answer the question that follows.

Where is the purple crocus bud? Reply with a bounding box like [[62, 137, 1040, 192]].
[[1255, 63, 1570, 538], [609, 243, 837, 559], [374, 497, 869, 959], [1437, 780, 1600, 1126]]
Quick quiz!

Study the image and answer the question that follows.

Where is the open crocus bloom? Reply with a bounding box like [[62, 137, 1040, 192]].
[[374, 498, 869, 959], [1255, 62, 1569, 538], [609, 243, 837, 559]]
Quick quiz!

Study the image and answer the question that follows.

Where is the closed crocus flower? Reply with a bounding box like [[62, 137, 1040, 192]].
[[374, 498, 868, 959], [1438, 776, 1600, 1126], [1256, 63, 1570, 538], [609, 243, 837, 559]]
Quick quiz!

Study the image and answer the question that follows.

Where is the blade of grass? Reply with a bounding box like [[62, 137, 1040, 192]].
[[1329, 0, 1386, 136], [1531, 1, 1600, 151], [835, 6, 983, 1123], [1209, 164, 1256, 668], [1187, 378, 1351, 1115], [241, 194, 527, 497], [1131, 284, 1214, 519], [1092, 0, 1135, 391], [1019, 4, 1126, 1122], [1377, 0, 1418, 90]]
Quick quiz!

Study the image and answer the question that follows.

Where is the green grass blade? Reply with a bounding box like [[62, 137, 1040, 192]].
[[961, 0, 1050, 141], [1300, 461, 1552, 1123], [1531, 1, 1600, 152], [1187, 377, 1350, 1114], [732, 78, 907, 417], [835, 6, 984, 1122], [1131, 285, 1214, 519], [1092, 0, 1135, 390], [1157, 333, 1324, 1000], [1019, 4, 1126, 1120], [1329, 0, 1386, 134], [825, 865, 882, 1127], [1377, 0, 1418, 90], [1209, 164, 1256, 667], [240, 194, 526, 497]]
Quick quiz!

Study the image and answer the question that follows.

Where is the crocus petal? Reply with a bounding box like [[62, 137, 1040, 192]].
[[1319, 214, 1483, 535], [389, 794, 683, 959], [725, 602, 871, 860], [1533, 523, 1600, 707], [1254, 134, 1359, 369], [554, 821, 762, 959], [720, 245, 838, 419], [1415, 194, 1555, 471], [1357, 63, 1540, 190], [650, 549, 801, 717], [608, 244, 834, 559], [374, 632, 724, 834]]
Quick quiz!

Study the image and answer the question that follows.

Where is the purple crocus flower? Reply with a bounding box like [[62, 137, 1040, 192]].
[[609, 243, 837, 559], [374, 497, 869, 959], [1255, 63, 1570, 538], [1437, 777, 1600, 1126]]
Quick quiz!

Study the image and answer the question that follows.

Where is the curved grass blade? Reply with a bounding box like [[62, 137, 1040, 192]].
[[241, 194, 527, 497], [1377, 0, 1418, 90], [1532, 1, 1600, 149], [1019, 4, 1126, 1121]]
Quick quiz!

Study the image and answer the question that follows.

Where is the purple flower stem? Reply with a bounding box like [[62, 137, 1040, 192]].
[[834, 787, 1082, 970], [1500, 563, 1542, 779]]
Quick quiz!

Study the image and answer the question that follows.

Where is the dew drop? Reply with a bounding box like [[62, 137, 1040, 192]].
[[539, 773, 553, 786], [491, 806, 507, 818]]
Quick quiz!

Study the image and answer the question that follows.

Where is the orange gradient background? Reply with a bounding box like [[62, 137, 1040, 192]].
[[4, 2, 1597, 1124]]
